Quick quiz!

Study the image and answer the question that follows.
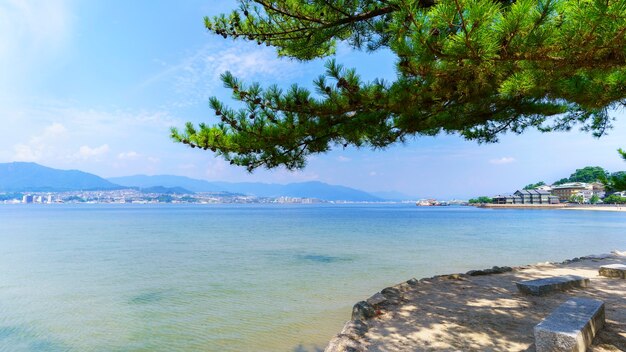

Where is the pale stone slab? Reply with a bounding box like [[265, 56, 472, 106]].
[[516, 275, 589, 296], [599, 264, 626, 279], [534, 298, 605, 352]]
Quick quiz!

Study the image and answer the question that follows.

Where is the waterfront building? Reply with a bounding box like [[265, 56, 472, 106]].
[[551, 182, 593, 202], [22, 195, 34, 204], [492, 194, 521, 204], [577, 189, 595, 202], [493, 190, 558, 205], [535, 185, 553, 192], [590, 182, 606, 198], [514, 189, 553, 204]]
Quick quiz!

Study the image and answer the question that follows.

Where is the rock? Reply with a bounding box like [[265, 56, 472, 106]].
[[366, 292, 387, 307], [340, 320, 368, 339], [324, 335, 363, 352], [599, 264, 626, 278], [351, 301, 376, 321], [381, 286, 401, 297], [467, 266, 512, 276], [467, 269, 490, 276], [492, 266, 513, 273], [406, 278, 419, 286], [392, 282, 411, 292], [447, 273, 463, 280], [380, 286, 402, 305], [612, 250, 626, 257]]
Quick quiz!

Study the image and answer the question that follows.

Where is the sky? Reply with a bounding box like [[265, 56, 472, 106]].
[[1, 0, 625, 199]]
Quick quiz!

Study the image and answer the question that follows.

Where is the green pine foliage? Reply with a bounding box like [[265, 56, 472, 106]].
[[522, 181, 545, 190], [602, 174, 626, 192], [172, 0, 626, 170], [553, 166, 609, 185]]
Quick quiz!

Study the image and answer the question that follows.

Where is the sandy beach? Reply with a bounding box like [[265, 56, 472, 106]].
[[562, 206, 626, 212], [327, 252, 626, 351], [480, 204, 626, 212]]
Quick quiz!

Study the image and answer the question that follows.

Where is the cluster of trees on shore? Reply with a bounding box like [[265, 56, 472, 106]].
[[525, 164, 626, 194], [468, 196, 493, 204]]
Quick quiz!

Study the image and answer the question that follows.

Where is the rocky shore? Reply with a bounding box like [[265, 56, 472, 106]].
[[325, 251, 626, 352]]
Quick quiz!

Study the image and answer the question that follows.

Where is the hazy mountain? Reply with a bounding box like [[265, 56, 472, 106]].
[[109, 175, 382, 201], [0, 162, 122, 192], [139, 186, 194, 194], [108, 175, 220, 192]]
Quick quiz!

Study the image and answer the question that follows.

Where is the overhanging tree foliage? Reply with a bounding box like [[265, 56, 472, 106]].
[[604, 149, 626, 191], [171, 0, 626, 171], [619, 148, 626, 161]]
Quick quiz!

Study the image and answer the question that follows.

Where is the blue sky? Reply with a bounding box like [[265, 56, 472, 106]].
[[2, 0, 625, 199]]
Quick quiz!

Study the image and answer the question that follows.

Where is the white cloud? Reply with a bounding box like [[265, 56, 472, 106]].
[[118, 151, 140, 160], [489, 156, 516, 165], [75, 144, 110, 159], [13, 122, 68, 161], [369, 171, 378, 176]]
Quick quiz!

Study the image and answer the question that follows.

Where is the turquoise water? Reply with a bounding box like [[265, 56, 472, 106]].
[[0, 204, 625, 352]]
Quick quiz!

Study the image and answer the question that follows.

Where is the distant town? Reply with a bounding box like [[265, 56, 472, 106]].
[[2, 189, 337, 205]]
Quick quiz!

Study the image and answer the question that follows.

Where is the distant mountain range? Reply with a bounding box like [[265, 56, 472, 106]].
[[109, 175, 382, 201], [0, 162, 121, 192], [0, 162, 387, 201]]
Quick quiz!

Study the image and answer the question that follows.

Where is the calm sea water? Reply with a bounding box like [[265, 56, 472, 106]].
[[0, 204, 625, 352]]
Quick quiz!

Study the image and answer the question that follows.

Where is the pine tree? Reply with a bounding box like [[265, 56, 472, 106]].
[[171, 0, 626, 171]]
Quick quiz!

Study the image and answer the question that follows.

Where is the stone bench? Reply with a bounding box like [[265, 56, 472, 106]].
[[599, 264, 626, 279], [516, 275, 589, 296], [534, 298, 605, 352]]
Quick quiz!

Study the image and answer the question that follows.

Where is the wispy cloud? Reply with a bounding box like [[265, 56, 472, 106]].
[[139, 42, 301, 108], [2, 101, 179, 169], [489, 156, 516, 165]]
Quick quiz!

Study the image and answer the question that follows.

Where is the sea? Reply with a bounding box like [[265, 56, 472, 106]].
[[0, 204, 625, 352]]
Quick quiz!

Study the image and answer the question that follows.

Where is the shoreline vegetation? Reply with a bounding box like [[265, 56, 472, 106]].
[[325, 251, 626, 352]]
